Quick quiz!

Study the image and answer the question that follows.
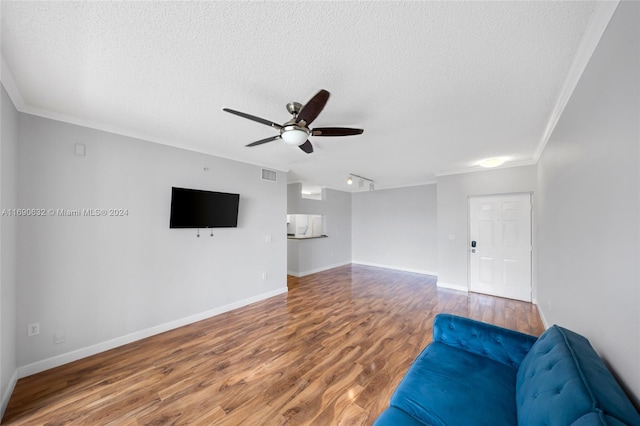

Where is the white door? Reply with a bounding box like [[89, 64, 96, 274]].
[[469, 193, 532, 302]]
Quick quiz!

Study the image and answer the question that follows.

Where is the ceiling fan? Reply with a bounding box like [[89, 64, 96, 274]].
[[223, 89, 363, 154]]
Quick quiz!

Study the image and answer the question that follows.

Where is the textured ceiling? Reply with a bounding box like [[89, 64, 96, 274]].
[[1, 1, 600, 191]]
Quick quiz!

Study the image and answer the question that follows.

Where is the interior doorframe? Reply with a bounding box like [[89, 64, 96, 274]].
[[467, 191, 534, 301]]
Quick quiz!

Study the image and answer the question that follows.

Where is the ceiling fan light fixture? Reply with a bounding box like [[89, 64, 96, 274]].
[[223, 89, 363, 155], [478, 157, 506, 168], [280, 126, 309, 146], [347, 176, 353, 185]]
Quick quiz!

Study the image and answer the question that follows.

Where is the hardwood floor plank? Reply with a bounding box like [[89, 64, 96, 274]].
[[2, 265, 544, 425]]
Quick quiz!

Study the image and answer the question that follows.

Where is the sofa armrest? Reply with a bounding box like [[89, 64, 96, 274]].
[[433, 313, 538, 369]]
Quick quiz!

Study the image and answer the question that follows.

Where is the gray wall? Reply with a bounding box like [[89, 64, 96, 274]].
[[352, 184, 437, 274], [436, 166, 537, 292], [537, 0, 639, 403], [287, 183, 351, 276], [1, 85, 18, 414], [16, 113, 287, 373]]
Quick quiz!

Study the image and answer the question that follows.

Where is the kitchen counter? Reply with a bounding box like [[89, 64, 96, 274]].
[[287, 235, 327, 240], [287, 235, 328, 240]]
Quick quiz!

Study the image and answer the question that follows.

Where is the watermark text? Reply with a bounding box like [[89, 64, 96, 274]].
[[1, 208, 129, 217]]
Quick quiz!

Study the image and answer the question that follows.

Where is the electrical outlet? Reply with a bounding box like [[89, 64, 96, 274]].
[[28, 323, 40, 336]]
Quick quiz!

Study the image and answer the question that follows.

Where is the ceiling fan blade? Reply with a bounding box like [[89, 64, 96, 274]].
[[299, 140, 313, 154], [223, 108, 282, 129], [311, 127, 364, 137], [246, 135, 281, 147], [296, 90, 330, 126]]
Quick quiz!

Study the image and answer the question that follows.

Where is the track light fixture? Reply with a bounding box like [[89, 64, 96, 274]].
[[347, 173, 375, 191]]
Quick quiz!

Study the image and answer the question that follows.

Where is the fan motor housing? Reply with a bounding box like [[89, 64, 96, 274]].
[[286, 102, 303, 116]]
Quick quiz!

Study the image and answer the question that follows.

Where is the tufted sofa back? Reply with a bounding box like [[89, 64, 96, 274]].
[[516, 326, 640, 426], [432, 313, 537, 369]]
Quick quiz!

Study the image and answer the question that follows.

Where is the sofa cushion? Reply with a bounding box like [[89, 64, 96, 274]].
[[389, 341, 518, 426], [516, 326, 640, 426]]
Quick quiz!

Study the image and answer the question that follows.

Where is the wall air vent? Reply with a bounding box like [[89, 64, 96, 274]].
[[261, 168, 277, 182]]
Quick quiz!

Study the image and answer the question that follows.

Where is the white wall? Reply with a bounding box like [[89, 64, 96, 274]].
[[16, 113, 287, 374], [537, 0, 639, 404], [287, 183, 351, 276], [436, 166, 537, 292], [1, 85, 18, 415], [352, 184, 437, 275]]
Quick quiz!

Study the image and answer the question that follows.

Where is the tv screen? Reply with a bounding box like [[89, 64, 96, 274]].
[[170, 187, 240, 228]]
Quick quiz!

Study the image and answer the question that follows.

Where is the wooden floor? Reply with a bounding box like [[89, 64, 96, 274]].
[[3, 265, 544, 425]]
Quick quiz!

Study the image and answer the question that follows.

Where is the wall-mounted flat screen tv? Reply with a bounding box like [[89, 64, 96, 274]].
[[170, 187, 240, 228]]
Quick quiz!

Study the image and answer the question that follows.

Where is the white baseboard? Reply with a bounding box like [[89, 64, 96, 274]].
[[287, 261, 351, 278], [351, 261, 437, 277], [436, 281, 469, 292], [17, 287, 287, 379], [536, 303, 550, 329], [1, 369, 18, 419]]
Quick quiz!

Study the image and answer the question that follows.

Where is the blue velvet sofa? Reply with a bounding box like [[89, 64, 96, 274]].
[[374, 314, 640, 426]]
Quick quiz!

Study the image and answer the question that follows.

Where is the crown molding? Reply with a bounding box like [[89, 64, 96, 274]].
[[1, 53, 25, 109], [21, 104, 290, 174], [533, 0, 620, 161], [434, 159, 537, 178], [363, 180, 437, 192]]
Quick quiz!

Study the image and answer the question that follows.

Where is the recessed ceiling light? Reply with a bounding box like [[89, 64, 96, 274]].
[[478, 157, 506, 168]]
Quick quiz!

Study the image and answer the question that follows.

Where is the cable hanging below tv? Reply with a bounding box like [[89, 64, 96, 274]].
[[169, 187, 240, 231]]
